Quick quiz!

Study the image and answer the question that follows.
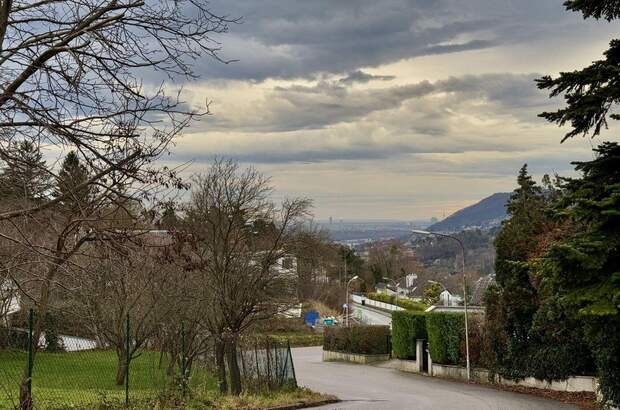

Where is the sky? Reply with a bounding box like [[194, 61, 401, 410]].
[[162, 0, 620, 221]]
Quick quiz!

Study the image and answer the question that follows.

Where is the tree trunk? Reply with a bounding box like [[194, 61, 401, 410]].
[[215, 339, 227, 394], [19, 378, 32, 410], [116, 354, 127, 386], [226, 336, 242, 395]]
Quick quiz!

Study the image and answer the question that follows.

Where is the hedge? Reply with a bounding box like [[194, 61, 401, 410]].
[[323, 325, 390, 355], [366, 292, 426, 311], [426, 312, 465, 365], [391, 311, 427, 360]]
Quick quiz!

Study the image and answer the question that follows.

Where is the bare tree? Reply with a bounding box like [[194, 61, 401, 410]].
[[179, 159, 311, 395], [74, 237, 178, 385], [0, 1, 234, 223], [0, 3, 233, 405]]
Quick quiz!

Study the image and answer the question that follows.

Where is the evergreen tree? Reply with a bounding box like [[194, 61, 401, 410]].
[[54, 151, 92, 212], [537, 2, 620, 142], [536, 1, 620, 404], [0, 141, 51, 201], [485, 165, 547, 378], [538, 143, 620, 404]]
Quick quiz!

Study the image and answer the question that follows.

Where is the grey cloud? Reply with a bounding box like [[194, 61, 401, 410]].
[[185, 0, 609, 81], [200, 73, 548, 134], [339, 70, 396, 84]]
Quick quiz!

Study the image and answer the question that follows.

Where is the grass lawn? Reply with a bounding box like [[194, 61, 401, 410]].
[[0, 349, 333, 409], [0, 349, 214, 409]]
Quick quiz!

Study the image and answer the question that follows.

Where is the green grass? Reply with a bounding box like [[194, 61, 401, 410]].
[[0, 349, 214, 409]]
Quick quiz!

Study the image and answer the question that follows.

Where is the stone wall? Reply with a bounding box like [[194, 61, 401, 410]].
[[322, 350, 390, 364]]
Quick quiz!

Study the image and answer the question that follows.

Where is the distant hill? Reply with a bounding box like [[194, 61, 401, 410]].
[[428, 192, 510, 232]]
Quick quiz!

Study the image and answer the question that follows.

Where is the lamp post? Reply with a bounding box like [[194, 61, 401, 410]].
[[411, 229, 471, 381], [345, 275, 360, 327]]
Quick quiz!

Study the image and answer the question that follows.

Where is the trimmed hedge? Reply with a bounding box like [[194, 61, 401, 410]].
[[392, 311, 427, 360], [323, 325, 390, 355], [366, 292, 426, 311], [426, 313, 465, 365]]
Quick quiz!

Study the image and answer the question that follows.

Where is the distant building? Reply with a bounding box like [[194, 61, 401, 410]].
[[439, 289, 463, 307], [1, 280, 20, 324]]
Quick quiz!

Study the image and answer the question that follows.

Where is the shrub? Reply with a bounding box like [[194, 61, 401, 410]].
[[426, 313, 465, 365], [391, 311, 427, 360], [323, 325, 390, 355], [366, 292, 426, 311], [0, 327, 28, 349]]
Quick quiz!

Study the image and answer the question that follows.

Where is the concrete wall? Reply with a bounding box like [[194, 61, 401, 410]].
[[428, 354, 597, 393], [322, 350, 390, 364], [495, 374, 597, 393], [351, 294, 404, 312]]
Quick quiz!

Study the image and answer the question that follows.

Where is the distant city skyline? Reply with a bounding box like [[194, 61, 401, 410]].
[[160, 1, 619, 220]]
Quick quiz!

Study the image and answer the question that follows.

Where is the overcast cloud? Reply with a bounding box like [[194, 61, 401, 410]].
[[165, 0, 620, 220]]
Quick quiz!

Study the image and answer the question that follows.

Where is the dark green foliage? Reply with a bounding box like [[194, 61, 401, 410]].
[[426, 313, 464, 365], [0, 140, 50, 201], [391, 311, 426, 360], [54, 151, 92, 211], [535, 143, 620, 403], [43, 313, 65, 353], [485, 166, 548, 379], [538, 40, 620, 142], [537, 1, 620, 403], [323, 326, 390, 355], [564, 0, 620, 20]]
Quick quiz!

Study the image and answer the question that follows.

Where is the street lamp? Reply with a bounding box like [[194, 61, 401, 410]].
[[345, 275, 361, 327], [411, 229, 471, 381]]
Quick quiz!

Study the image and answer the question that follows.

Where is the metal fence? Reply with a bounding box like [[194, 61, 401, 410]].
[[237, 337, 297, 391], [0, 309, 211, 409]]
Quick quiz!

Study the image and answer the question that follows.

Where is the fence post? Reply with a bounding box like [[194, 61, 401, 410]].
[[287, 340, 297, 388], [125, 313, 130, 407], [27, 309, 33, 396], [181, 321, 187, 396]]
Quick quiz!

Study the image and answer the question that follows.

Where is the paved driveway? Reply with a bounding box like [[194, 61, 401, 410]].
[[292, 347, 577, 410]]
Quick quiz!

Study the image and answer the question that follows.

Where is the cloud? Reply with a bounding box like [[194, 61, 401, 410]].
[[189, 0, 614, 82], [339, 70, 396, 84], [186, 73, 550, 135]]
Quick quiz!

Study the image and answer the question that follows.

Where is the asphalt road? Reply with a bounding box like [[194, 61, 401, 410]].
[[292, 347, 577, 410]]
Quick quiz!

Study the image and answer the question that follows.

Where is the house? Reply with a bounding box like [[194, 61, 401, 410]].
[[0, 279, 20, 324], [439, 289, 463, 307]]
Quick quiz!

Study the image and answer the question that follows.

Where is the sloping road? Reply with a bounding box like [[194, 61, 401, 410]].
[[292, 347, 577, 410], [350, 302, 392, 327]]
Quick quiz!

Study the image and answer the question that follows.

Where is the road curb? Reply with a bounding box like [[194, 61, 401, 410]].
[[265, 398, 340, 410]]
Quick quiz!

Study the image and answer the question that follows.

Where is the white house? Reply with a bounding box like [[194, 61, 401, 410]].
[[439, 289, 463, 307], [1, 279, 20, 324]]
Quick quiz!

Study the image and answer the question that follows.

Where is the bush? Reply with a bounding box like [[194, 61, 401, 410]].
[[323, 325, 390, 355], [426, 313, 465, 365], [391, 311, 426, 360], [366, 293, 426, 311], [0, 327, 28, 349]]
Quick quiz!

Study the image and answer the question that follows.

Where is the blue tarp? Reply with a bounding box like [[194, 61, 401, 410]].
[[304, 310, 320, 326]]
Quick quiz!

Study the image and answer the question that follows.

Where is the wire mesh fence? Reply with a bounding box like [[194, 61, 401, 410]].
[[0, 309, 214, 409], [237, 337, 297, 392]]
